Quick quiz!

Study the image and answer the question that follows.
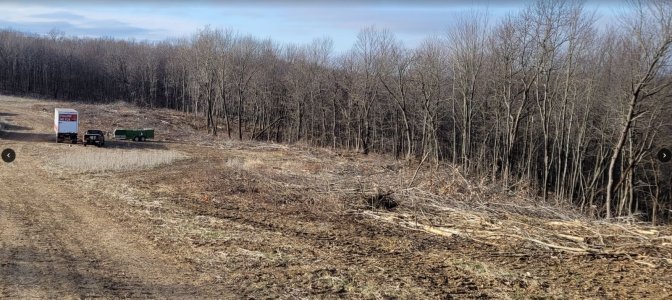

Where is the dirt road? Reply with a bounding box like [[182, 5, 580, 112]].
[[0, 99, 218, 298], [1, 95, 671, 299]]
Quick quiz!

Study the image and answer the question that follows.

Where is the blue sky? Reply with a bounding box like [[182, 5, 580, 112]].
[[0, 1, 627, 53]]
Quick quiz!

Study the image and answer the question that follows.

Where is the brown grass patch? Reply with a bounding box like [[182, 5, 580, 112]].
[[51, 148, 186, 172]]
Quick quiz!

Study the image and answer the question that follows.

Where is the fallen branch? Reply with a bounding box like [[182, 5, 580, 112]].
[[407, 151, 430, 188], [509, 234, 599, 254], [634, 260, 657, 268], [553, 233, 586, 244]]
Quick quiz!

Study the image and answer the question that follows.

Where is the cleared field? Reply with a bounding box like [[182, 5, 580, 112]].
[[51, 148, 186, 172], [1, 95, 671, 299]]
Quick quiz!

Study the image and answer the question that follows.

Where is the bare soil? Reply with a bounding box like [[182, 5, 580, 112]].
[[1, 95, 671, 299]]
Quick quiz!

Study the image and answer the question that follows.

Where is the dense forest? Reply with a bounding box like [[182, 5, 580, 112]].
[[1, 1, 671, 223]]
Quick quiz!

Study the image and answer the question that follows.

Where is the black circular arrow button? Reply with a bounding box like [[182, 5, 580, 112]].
[[657, 148, 671, 163], [1, 148, 15, 163]]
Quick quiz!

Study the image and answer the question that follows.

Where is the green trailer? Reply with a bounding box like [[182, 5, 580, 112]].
[[113, 128, 154, 141]]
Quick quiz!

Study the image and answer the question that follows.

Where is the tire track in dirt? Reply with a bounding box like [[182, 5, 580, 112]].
[[173, 196, 497, 298], [114, 145, 507, 297]]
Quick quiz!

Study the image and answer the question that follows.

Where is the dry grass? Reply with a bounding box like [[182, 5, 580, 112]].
[[214, 142, 672, 268], [52, 148, 186, 172], [356, 164, 672, 268]]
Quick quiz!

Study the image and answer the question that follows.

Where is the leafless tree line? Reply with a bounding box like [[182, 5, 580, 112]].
[[1, 1, 671, 223]]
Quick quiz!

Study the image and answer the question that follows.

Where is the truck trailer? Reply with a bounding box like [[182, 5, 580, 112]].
[[113, 128, 154, 141], [54, 108, 79, 144]]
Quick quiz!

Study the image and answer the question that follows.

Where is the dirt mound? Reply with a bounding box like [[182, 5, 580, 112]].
[[365, 190, 398, 210]]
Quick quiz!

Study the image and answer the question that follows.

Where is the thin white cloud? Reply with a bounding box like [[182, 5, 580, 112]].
[[31, 11, 87, 20], [0, 3, 200, 39], [0, 1, 627, 51]]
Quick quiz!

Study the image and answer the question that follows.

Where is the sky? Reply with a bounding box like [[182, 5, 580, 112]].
[[0, 1, 628, 53]]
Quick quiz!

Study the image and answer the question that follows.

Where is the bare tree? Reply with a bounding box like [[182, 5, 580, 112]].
[[446, 11, 488, 172], [605, 0, 672, 219]]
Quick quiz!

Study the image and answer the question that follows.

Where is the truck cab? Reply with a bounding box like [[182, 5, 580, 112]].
[[84, 129, 105, 147]]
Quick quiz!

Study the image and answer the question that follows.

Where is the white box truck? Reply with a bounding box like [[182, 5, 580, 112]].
[[54, 108, 79, 144]]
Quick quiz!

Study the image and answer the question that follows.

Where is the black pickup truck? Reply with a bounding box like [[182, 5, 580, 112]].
[[84, 129, 105, 147]]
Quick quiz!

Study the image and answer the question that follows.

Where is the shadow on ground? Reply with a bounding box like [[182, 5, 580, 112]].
[[0, 122, 33, 131], [101, 140, 168, 150], [0, 130, 53, 143], [0, 131, 168, 150]]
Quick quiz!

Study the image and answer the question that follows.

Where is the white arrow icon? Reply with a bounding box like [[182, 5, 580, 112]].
[[1, 149, 15, 163], [659, 149, 672, 162]]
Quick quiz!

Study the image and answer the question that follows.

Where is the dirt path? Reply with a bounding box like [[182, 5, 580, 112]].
[[0, 99, 217, 298]]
